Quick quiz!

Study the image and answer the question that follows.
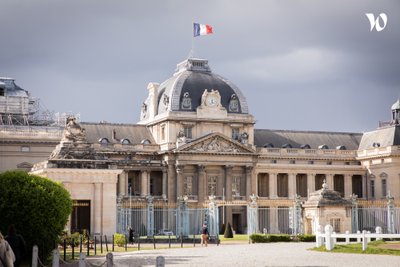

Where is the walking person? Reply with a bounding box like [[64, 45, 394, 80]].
[[201, 224, 209, 247], [128, 227, 134, 244], [0, 231, 15, 267], [5, 225, 25, 267]]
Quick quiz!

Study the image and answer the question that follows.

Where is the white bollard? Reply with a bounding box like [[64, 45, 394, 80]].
[[325, 225, 334, 251], [345, 231, 350, 244], [79, 253, 86, 267], [367, 231, 371, 242], [357, 230, 361, 242], [106, 253, 113, 267], [52, 249, 60, 267], [362, 230, 368, 251], [32, 245, 38, 267], [375, 226, 382, 241]]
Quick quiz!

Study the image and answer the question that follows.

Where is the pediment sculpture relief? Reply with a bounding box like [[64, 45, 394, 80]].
[[188, 136, 246, 153]]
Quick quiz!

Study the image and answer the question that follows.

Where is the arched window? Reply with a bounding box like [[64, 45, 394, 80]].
[[300, 144, 311, 149], [141, 139, 151, 145], [121, 138, 131, 145], [99, 138, 110, 144], [282, 143, 292, 148]]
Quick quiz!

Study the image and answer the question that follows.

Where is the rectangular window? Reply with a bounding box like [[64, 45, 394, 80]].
[[382, 179, 387, 197], [232, 176, 241, 196], [296, 174, 307, 197], [370, 180, 375, 199], [183, 127, 192, 139], [161, 125, 166, 141], [207, 176, 217, 196], [330, 218, 340, 233], [183, 176, 193, 196], [277, 173, 288, 197], [232, 128, 240, 140], [257, 173, 269, 197]]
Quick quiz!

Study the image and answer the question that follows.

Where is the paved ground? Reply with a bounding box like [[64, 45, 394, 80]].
[[82, 242, 400, 267]]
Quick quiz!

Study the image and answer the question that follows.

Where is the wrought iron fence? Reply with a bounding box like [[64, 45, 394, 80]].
[[356, 207, 400, 233], [258, 207, 292, 234]]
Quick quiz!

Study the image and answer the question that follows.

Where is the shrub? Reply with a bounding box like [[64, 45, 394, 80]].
[[114, 233, 126, 247], [250, 234, 269, 243], [0, 171, 72, 259], [296, 234, 316, 242], [250, 234, 291, 243], [224, 222, 234, 238], [219, 223, 226, 235]]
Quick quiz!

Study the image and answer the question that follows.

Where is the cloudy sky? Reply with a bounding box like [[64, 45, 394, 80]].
[[1, 0, 399, 133]]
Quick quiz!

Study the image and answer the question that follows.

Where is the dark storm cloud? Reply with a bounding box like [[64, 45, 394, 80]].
[[0, 0, 399, 132]]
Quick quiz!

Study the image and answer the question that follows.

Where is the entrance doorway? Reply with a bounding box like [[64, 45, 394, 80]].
[[71, 200, 91, 234], [232, 213, 242, 234]]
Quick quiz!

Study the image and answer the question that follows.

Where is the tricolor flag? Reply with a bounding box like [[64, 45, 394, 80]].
[[193, 23, 213, 37]]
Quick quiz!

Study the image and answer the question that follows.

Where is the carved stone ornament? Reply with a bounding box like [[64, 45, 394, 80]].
[[62, 117, 86, 142], [163, 94, 169, 110], [191, 136, 241, 153], [228, 94, 239, 112], [201, 89, 222, 108], [181, 92, 192, 110], [140, 102, 147, 120]]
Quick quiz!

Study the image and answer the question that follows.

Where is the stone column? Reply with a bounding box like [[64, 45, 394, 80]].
[[269, 207, 278, 234], [307, 173, 315, 197], [141, 170, 148, 196], [344, 174, 352, 199], [176, 165, 184, 199], [288, 173, 296, 199], [269, 173, 277, 199], [198, 165, 206, 203], [225, 165, 233, 201], [162, 169, 167, 198], [246, 166, 253, 197], [167, 163, 176, 202], [94, 183, 103, 234], [118, 172, 127, 196], [326, 174, 334, 190]]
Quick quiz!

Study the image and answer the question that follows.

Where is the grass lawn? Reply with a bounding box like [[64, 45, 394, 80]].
[[219, 234, 249, 242], [311, 241, 400, 256]]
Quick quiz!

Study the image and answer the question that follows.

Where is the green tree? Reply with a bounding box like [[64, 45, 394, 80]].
[[224, 222, 234, 238], [0, 170, 72, 258]]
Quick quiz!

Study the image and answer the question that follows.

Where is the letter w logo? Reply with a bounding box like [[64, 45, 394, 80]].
[[365, 13, 388, 32]]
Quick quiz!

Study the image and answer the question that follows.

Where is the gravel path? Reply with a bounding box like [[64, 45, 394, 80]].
[[84, 242, 400, 267]]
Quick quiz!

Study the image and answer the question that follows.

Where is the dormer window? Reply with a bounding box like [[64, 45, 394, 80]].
[[121, 139, 131, 145], [300, 144, 311, 149], [282, 143, 292, 148], [99, 138, 110, 144], [336, 145, 346, 150], [141, 139, 151, 145], [318, 144, 329, 149], [263, 143, 274, 148]]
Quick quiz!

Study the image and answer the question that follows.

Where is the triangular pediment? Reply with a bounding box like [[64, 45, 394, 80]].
[[176, 133, 255, 154]]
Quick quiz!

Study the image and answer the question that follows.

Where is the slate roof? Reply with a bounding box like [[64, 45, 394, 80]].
[[358, 125, 400, 150], [254, 129, 362, 150], [80, 122, 155, 145]]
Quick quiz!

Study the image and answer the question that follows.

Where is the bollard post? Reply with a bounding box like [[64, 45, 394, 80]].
[[112, 235, 115, 252], [94, 236, 97, 255], [105, 235, 109, 252], [106, 253, 113, 267], [168, 234, 171, 248], [362, 230, 368, 251], [100, 235, 103, 254], [315, 225, 323, 247], [63, 239, 67, 262], [180, 234, 183, 248], [52, 249, 60, 267], [193, 234, 196, 247], [156, 256, 165, 267], [345, 231, 350, 245], [32, 245, 38, 267], [376, 226, 382, 241], [125, 236, 127, 252], [357, 230, 361, 242], [87, 235, 90, 256], [153, 235, 156, 249], [80, 235, 83, 253], [367, 231, 371, 243], [79, 252, 86, 267], [138, 236, 141, 251], [72, 242, 75, 260]]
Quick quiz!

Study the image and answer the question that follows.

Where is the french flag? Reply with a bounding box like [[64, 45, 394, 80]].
[[193, 23, 213, 37]]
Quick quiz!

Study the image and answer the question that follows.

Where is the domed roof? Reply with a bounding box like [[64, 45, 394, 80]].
[[155, 58, 249, 115], [303, 182, 352, 207], [392, 99, 400, 110]]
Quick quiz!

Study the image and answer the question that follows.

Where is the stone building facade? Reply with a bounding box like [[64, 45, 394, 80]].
[[2, 58, 400, 235]]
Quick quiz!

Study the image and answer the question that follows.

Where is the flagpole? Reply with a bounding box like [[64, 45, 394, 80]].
[[190, 21, 194, 59]]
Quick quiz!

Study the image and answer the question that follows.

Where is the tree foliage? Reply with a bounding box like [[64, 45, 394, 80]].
[[0, 170, 72, 258]]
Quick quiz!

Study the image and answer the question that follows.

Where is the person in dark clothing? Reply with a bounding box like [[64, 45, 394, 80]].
[[128, 227, 134, 244], [5, 225, 25, 267], [201, 224, 209, 247]]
